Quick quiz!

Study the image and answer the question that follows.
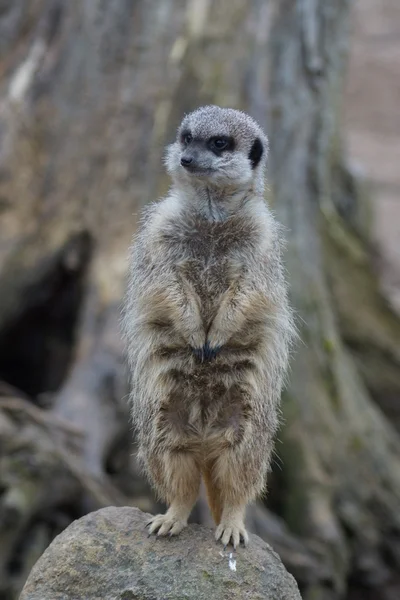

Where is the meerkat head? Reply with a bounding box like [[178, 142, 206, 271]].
[[165, 105, 268, 195]]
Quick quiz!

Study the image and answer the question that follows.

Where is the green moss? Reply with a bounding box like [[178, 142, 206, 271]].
[[277, 399, 310, 535], [349, 435, 364, 453], [323, 364, 341, 412], [323, 212, 400, 419], [303, 584, 332, 600], [120, 592, 136, 600], [323, 338, 335, 354], [222, 579, 240, 589], [280, 439, 309, 534]]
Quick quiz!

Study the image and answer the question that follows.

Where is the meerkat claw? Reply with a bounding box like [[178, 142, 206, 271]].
[[210, 345, 221, 359], [216, 522, 249, 549], [191, 346, 204, 361], [202, 341, 221, 361], [147, 513, 187, 537]]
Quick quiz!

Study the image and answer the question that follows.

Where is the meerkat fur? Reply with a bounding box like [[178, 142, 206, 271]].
[[122, 105, 295, 548]]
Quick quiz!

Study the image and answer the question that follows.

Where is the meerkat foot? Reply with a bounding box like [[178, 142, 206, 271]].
[[147, 513, 188, 537], [215, 520, 249, 549]]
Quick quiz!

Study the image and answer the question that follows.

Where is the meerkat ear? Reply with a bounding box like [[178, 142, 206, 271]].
[[248, 137, 264, 169]]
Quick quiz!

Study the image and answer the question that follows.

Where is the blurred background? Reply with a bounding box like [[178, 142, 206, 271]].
[[0, 1, 399, 599]]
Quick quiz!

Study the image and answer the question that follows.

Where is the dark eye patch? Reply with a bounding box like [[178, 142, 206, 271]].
[[248, 137, 263, 169], [181, 130, 193, 145], [208, 136, 235, 155]]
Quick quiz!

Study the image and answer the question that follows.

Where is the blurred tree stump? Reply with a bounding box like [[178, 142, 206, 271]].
[[0, 1, 399, 599], [267, 2, 400, 599]]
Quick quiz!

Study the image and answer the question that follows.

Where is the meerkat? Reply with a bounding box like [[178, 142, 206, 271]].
[[122, 105, 295, 548]]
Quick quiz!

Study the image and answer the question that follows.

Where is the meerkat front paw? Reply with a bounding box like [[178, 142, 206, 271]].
[[191, 341, 221, 361], [188, 328, 206, 352], [202, 341, 221, 360], [147, 513, 188, 537], [215, 520, 249, 549], [206, 324, 228, 352]]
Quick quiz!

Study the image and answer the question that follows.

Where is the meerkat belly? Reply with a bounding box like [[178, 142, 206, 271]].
[[153, 244, 262, 452], [156, 358, 255, 455]]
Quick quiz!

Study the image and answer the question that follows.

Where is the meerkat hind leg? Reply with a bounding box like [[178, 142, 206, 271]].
[[147, 452, 200, 537], [213, 450, 256, 548]]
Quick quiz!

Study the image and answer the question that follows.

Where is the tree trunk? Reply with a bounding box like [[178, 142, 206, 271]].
[[0, 1, 399, 599], [266, 2, 400, 599]]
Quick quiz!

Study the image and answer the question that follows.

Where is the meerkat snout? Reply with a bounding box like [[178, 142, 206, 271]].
[[165, 105, 269, 193], [180, 155, 193, 167]]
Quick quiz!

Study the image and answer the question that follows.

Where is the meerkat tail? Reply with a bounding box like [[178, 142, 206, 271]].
[[202, 465, 222, 525]]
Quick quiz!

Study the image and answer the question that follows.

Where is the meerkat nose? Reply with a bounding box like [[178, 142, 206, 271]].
[[181, 156, 193, 167]]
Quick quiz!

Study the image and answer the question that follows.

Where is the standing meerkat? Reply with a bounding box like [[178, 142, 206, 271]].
[[122, 105, 295, 548]]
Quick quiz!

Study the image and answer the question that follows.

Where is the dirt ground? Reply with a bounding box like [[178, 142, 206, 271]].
[[345, 0, 400, 312]]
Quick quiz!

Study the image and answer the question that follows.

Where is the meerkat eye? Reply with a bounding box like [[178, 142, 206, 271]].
[[215, 139, 227, 150], [211, 138, 227, 151], [208, 136, 235, 154], [181, 132, 193, 145]]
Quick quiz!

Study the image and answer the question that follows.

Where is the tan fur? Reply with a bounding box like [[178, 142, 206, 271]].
[[202, 463, 222, 525], [122, 106, 296, 547]]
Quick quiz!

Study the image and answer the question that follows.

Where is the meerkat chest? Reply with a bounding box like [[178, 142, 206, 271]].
[[179, 214, 254, 265], [163, 215, 257, 314], [185, 257, 230, 309], [176, 221, 247, 302]]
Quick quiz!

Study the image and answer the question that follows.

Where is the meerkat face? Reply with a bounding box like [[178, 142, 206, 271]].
[[165, 105, 268, 191]]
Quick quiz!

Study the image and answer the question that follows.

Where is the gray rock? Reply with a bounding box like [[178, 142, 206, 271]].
[[20, 506, 302, 600]]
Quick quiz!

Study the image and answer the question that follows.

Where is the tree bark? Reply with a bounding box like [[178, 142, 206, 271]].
[[0, 1, 399, 599], [266, 1, 400, 599]]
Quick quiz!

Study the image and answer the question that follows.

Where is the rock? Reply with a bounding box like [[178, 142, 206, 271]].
[[20, 506, 302, 600]]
